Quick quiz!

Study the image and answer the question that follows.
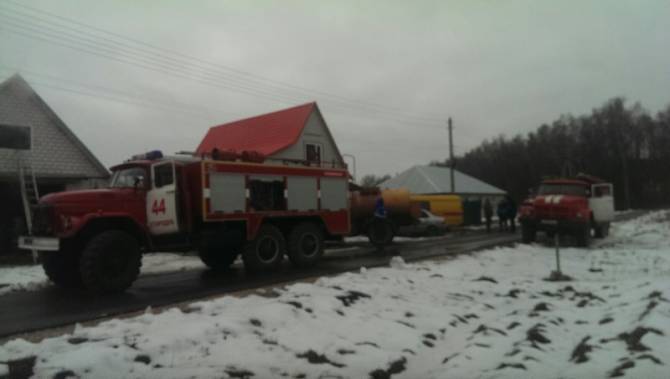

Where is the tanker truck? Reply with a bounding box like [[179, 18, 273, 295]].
[[349, 186, 421, 246]]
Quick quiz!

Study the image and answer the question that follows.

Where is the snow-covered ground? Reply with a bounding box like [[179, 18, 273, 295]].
[[1, 212, 669, 378], [0, 253, 203, 296]]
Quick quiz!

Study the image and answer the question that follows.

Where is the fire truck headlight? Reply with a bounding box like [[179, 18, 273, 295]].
[[576, 212, 583, 219], [60, 215, 73, 231]]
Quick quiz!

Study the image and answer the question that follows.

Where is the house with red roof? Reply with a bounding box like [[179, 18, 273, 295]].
[[196, 102, 345, 168]]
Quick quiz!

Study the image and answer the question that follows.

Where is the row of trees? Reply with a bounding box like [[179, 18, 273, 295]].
[[434, 98, 670, 210]]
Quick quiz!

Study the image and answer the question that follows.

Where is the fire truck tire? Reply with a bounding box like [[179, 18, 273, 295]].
[[198, 248, 238, 271], [198, 230, 242, 271], [242, 225, 286, 272], [594, 222, 610, 238], [521, 224, 536, 243], [367, 218, 395, 247], [40, 249, 83, 288], [79, 230, 142, 294], [287, 222, 324, 268], [575, 226, 591, 247]]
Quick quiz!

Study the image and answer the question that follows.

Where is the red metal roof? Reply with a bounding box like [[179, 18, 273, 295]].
[[196, 102, 316, 156]]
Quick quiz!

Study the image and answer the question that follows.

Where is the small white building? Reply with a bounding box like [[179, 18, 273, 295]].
[[381, 165, 507, 225], [381, 165, 506, 199]]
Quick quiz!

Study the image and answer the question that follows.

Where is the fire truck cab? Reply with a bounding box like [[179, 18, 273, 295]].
[[19, 150, 350, 293]]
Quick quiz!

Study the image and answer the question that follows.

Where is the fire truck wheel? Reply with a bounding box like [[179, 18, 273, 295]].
[[594, 223, 610, 238], [198, 230, 242, 271], [79, 230, 142, 294], [575, 226, 591, 247], [40, 248, 83, 288], [242, 225, 286, 272], [521, 224, 536, 243], [287, 222, 324, 268], [198, 248, 239, 271], [367, 218, 395, 247]]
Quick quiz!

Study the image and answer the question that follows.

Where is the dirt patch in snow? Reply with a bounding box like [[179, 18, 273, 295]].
[[474, 276, 498, 284], [609, 359, 635, 378], [525, 324, 551, 348], [369, 357, 407, 379], [602, 326, 665, 352], [335, 290, 371, 307], [224, 368, 255, 378], [2, 355, 35, 379], [296, 350, 345, 368], [570, 336, 594, 363], [496, 362, 526, 370]]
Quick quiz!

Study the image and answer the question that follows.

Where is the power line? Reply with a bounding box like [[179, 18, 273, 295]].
[[0, 66, 250, 120], [0, 1, 447, 123], [3, 0, 446, 121], [0, 67, 229, 122], [0, 65, 446, 139], [0, 16, 313, 107], [1, 19, 447, 129], [18, 83, 214, 123]]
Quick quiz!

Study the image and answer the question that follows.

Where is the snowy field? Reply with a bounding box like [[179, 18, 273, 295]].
[[1, 212, 669, 378]]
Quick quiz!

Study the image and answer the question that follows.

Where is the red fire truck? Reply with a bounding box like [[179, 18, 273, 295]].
[[518, 174, 615, 247], [19, 151, 352, 293]]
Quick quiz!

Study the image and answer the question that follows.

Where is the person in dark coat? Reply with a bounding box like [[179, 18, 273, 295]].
[[483, 198, 493, 232], [497, 199, 507, 231], [374, 196, 387, 219], [506, 195, 518, 233]]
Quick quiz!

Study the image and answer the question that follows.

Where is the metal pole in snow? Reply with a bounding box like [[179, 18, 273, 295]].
[[448, 118, 455, 193], [554, 232, 561, 274]]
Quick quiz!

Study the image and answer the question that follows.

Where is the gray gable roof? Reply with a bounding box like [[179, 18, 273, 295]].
[[0, 74, 108, 179], [381, 165, 506, 195]]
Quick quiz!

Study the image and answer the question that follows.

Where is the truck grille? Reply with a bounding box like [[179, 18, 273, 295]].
[[31, 205, 54, 236], [536, 205, 572, 219]]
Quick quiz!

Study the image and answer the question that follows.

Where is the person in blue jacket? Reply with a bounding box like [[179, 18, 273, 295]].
[[374, 196, 387, 218]]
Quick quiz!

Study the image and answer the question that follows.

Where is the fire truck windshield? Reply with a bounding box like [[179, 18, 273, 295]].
[[110, 167, 147, 188], [538, 183, 588, 196]]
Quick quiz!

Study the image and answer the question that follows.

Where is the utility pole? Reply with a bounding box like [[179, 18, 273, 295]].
[[448, 117, 455, 193]]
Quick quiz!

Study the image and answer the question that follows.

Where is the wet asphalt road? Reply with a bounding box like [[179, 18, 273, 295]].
[[0, 230, 519, 339]]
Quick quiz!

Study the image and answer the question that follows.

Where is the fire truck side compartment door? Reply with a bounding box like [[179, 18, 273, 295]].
[[147, 161, 180, 235], [321, 177, 348, 210], [589, 183, 614, 223], [210, 173, 246, 213]]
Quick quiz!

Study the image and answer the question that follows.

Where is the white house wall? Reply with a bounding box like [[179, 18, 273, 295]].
[[270, 111, 343, 166], [0, 75, 108, 179]]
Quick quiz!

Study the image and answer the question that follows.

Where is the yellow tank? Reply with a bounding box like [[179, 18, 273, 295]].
[[410, 194, 463, 226], [350, 188, 421, 220]]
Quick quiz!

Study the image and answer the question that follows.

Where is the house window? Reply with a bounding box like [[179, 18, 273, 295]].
[[305, 143, 322, 164]]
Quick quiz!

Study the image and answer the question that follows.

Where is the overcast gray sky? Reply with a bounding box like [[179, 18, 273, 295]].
[[1, 0, 669, 178]]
